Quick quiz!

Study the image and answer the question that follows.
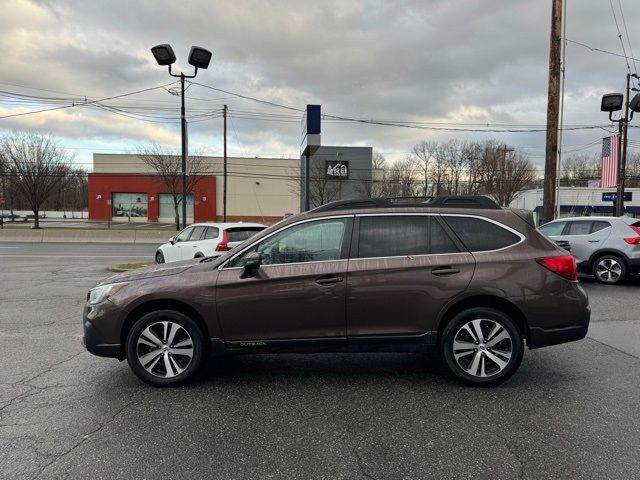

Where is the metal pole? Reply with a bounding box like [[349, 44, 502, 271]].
[[543, 0, 563, 224], [180, 73, 187, 229], [616, 118, 625, 217], [618, 73, 630, 217], [555, 0, 567, 219], [304, 151, 310, 211], [223, 104, 227, 222]]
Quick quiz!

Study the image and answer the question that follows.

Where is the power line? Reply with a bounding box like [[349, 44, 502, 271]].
[[618, 0, 639, 80], [0, 81, 180, 120], [609, 0, 632, 74]]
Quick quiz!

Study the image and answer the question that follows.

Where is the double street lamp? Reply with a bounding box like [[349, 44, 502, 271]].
[[151, 44, 212, 229], [600, 73, 640, 217]]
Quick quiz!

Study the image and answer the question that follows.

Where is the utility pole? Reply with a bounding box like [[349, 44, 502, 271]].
[[617, 74, 631, 216], [223, 104, 228, 222], [543, 0, 562, 224], [500, 145, 514, 206], [180, 73, 188, 229]]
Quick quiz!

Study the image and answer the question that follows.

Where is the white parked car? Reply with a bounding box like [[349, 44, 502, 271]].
[[155, 222, 267, 264]]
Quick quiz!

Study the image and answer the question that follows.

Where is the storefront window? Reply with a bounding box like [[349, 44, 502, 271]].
[[158, 194, 194, 223], [112, 193, 148, 221]]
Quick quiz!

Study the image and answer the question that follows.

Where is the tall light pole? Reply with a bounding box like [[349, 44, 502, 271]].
[[151, 44, 212, 229], [601, 81, 640, 217]]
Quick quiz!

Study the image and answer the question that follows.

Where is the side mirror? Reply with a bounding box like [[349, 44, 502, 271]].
[[169, 236, 175, 245], [240, 252, 262, 278]]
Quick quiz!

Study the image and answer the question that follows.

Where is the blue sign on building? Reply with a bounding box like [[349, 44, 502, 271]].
[[602, 192, 633, 202]]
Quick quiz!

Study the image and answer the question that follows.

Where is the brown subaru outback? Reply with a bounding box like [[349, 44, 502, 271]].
[[83, 196, 590, 387]]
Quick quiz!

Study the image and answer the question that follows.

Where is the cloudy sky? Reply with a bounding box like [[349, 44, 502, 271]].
[[1, 0, 639, 173]]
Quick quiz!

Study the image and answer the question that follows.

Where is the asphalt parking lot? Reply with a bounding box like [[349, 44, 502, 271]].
[[1, 243, 640, 479]]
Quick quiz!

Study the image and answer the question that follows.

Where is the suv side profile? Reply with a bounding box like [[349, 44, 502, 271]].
[[539, 216, 640, 284], [83, 196, 590, 387]]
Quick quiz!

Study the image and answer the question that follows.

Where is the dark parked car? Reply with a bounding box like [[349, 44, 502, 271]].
[[83, 196, 590, 387]]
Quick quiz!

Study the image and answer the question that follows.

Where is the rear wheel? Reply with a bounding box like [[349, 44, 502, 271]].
[[592, 254, 626, 285], [126, 310, 206, 387], [441, 308, 524, 387]]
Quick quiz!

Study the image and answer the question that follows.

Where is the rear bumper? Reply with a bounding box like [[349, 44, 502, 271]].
[[628, 258, 640, 276], [83, 319, 122, 359], [528, 305, 590, 349]]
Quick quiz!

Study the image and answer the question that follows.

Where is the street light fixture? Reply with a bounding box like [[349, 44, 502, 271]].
[[600, 93, 624, 114], [600, 73, 639, 216], [151, 43, 212, 228]]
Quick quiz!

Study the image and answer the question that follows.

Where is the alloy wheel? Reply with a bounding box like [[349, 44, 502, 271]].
[[452, 318, 513, 378], [136, 321, 194, 378], [595, 258, 622, 283]]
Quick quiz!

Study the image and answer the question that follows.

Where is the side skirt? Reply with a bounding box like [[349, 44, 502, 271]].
[[211, 332, 438, 356]]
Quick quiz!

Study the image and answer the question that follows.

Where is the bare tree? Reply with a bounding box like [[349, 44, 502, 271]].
[[480, 147, 536, 206], [137, 144, 206, 230], [308, 161, 339, 207], [358, 150, 388, 198], [384, 157, 419, 197], [560, 154, 600, 187], [411, 141, 438, 196], [0, 132, 73, 229]]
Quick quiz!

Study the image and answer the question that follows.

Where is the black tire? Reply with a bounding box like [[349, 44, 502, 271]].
[[155, 251, 165, 264], [592, 254, 627, 285], [126, 310, 206, 387], [441, 307, 524, 387], [194, 252, 204, 259]]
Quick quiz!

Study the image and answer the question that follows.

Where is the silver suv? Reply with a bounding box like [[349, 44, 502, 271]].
[[539, 216, 640, 284]]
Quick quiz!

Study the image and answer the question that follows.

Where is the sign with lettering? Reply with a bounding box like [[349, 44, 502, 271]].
[[602, 192, 632, 201], [326, 161, 349, 179]]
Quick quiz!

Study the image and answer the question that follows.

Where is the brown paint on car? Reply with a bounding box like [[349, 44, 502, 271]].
[[83, 197, 590, 387]]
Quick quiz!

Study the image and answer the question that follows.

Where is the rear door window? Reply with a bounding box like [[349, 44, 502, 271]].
[[357, 216, 429, 258], [444, 216, 521, 252], [566, 221, 592, 236], [189, 226, 207, 241], [356, 216, 460, 258]]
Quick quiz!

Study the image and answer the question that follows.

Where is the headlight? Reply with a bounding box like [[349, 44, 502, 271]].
[[88, 282, 128, 305]]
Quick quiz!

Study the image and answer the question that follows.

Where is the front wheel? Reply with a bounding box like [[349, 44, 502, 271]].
[[155, 251, 165, 264], [126, 310, 206, 387], [592, 254, 626, 285], [441, 308, 524, 387]]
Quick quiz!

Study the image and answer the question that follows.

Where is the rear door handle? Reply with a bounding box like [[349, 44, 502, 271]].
[[315, 275, 343, 285], [588, 240, 600, 243], [431, 266, 460, 276]]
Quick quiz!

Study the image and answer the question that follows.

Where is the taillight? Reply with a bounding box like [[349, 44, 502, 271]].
[[625, 225, 640, 244], [216, 230, 230, 251], [536, 255, 577, 281]]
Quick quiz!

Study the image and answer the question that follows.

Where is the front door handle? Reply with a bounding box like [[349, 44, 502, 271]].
[[315, 275, 343, 285], [431, 266, 460, 276], [588, 240, 600, 243]]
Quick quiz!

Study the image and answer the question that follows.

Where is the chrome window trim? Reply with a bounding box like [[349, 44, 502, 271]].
[[218, 215, 354, 270], [354, 212, 524, 254]]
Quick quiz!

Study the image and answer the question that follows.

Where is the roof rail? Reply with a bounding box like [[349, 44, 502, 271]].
[[309, 195, 501, 213]]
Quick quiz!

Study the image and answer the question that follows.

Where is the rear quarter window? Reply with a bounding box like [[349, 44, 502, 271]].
[[443, 216, 521, 252]]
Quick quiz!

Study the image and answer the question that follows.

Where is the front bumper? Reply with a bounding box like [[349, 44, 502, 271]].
[[83, 317, 122, 359], [528, 305, 590, 349]]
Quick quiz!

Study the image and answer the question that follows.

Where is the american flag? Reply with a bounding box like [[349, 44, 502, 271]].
[[600, 134, 619, 188]]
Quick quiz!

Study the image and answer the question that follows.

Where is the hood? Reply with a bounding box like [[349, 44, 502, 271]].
[[97, 260, 197, 286]]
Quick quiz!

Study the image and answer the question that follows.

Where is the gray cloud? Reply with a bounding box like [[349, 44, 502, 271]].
[[1, 0, 639, 168]]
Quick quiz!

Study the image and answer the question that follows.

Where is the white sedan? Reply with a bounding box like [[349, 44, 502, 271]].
[[155, 222, 267, 264]]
